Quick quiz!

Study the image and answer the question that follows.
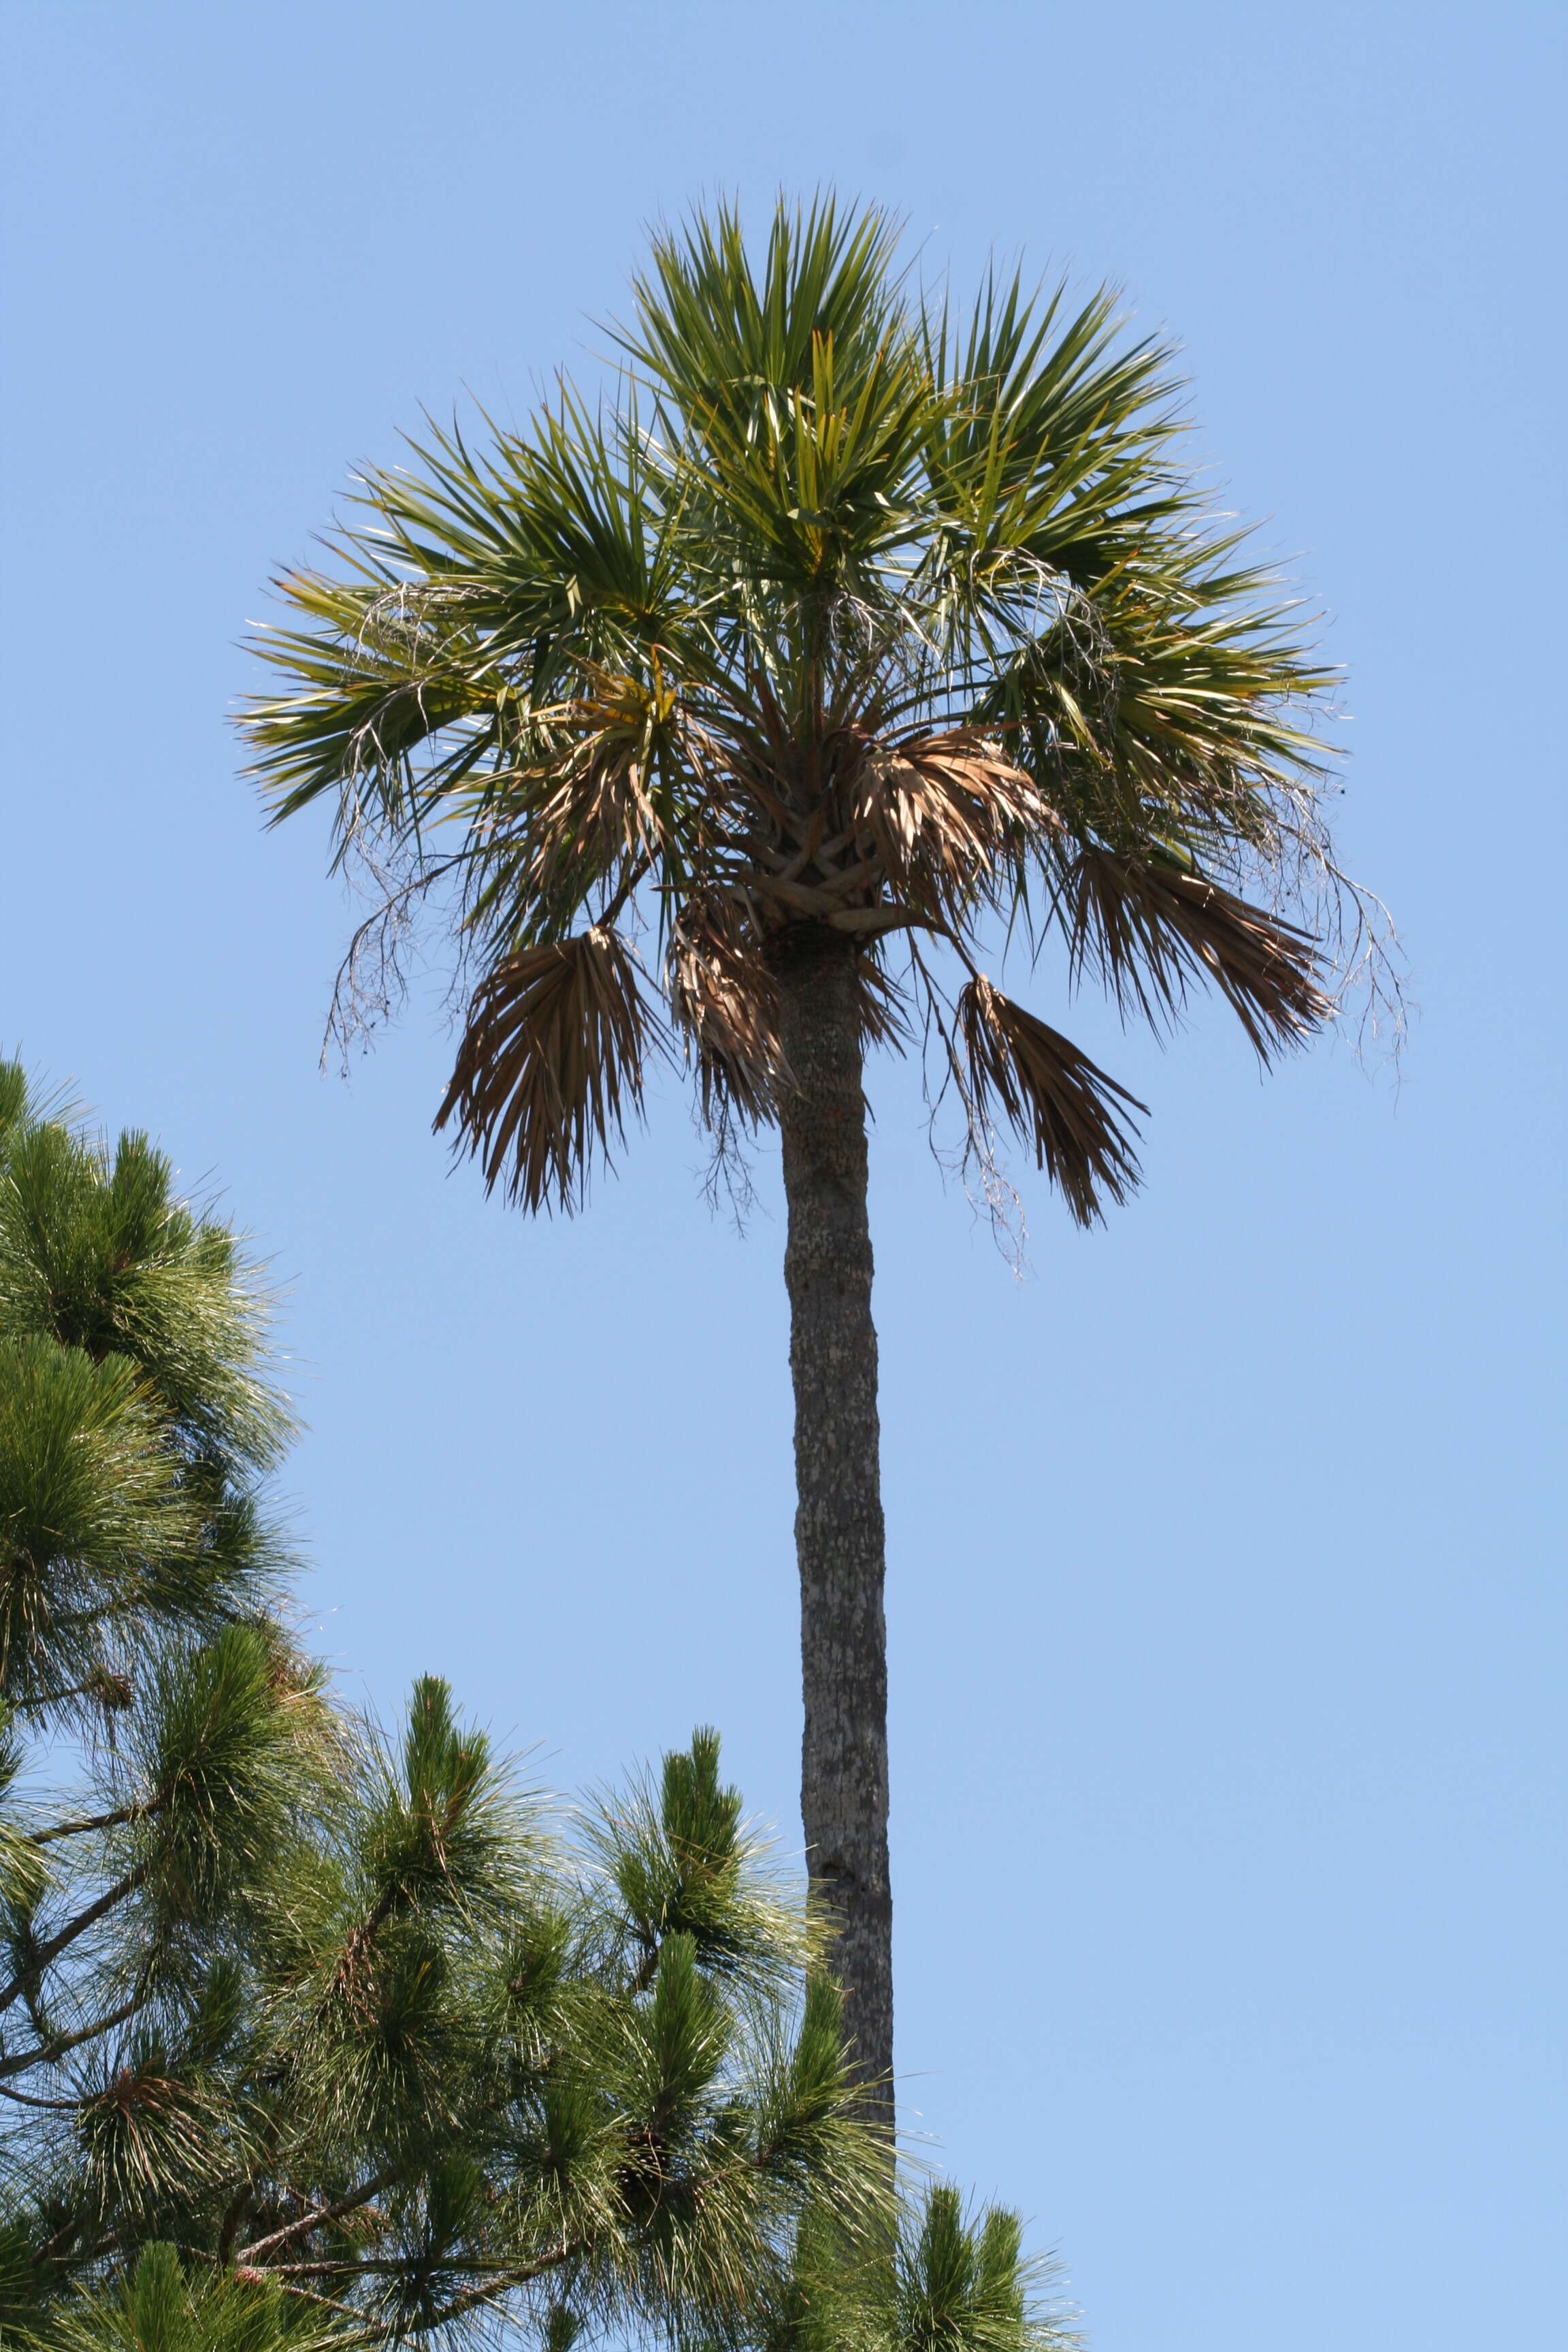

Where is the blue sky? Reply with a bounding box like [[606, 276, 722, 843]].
[[1, 3, 1563, 2346]]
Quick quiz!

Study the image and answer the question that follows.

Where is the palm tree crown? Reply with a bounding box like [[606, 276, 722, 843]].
[[244, 196, 1360, 1220]]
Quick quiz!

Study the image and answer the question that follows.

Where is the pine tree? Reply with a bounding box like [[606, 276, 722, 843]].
[[0, 1065, 1073, 2352]]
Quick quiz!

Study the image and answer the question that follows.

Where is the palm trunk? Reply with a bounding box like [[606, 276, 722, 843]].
[[768, 921, 892, 2125]]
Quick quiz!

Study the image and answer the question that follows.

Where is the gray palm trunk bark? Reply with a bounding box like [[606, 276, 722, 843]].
[[768, 921, 892, 2127]]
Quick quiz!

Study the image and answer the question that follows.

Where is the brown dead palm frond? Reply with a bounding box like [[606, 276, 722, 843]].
[[957, 974, 1145, 1226], [531, 736, 657, 875], [480, 666, 696, 905], [850, 730, 1050, 926], [1066, 848, 1333, 1061], [668, 898, 783, 1127], [436, 928, 659, 1210]]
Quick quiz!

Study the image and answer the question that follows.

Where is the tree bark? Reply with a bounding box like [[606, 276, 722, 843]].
[[768, 921, 892, 2125]]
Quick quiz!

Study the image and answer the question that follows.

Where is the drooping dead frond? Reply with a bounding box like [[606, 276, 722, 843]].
[[436, 928, 657, 1211], [521, 662, 689, 882], [1066, 848, 1332, 1060], [668, 898, 783, 1127], [851, 729, 1051, 926], [458, 666, 702, 941], [670, 898, 910, 1133], [527, 742, 656, 890], [957, 975, 1144, 1226], [853, 949, 912, 1053]]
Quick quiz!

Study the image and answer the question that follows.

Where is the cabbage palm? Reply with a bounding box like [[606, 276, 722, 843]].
[[243, 197, 1378, 2121]]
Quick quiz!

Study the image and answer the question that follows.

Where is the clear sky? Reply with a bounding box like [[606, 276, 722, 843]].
[[1, 3, 1563, 2345]]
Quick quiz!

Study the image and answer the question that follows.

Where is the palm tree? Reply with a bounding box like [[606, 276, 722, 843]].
[[242, 197, 1388, 2123]]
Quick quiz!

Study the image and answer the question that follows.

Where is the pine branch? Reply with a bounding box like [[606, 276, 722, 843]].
[[0, 1991, 144, 2077], [0, 2078, 80, 2109], [627, 1940, 662, 1995], [0, 1863, 148, 2015], [316, 2244, 583, 2348], [29, 1801, 157, 1847], [234, 2168, 402, 2264]]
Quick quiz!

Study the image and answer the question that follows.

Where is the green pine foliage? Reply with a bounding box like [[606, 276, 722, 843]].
[[0, 1063, 1073, 2352], [20, 2242, 340, 2352]]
